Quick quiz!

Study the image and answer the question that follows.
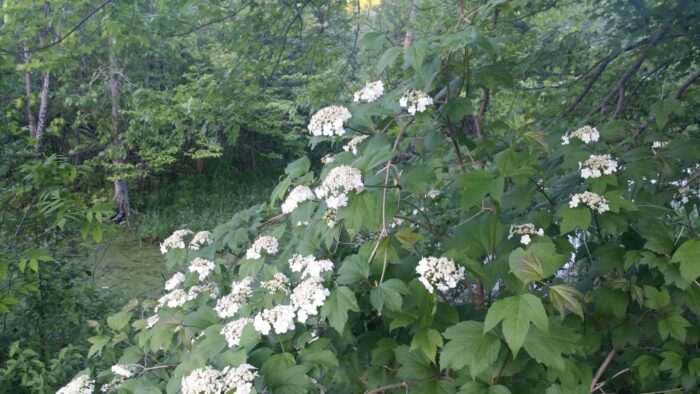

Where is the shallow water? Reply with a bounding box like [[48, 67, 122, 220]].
[[80, 230, 165, 299]]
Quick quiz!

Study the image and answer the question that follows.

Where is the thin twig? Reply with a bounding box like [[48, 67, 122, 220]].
[[590, 349, 616, 392]]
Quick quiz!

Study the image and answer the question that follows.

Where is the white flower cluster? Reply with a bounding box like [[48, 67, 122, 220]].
[[220, 364, 258, 394], [399, 90, 433, 115], [308, 105, 352, 137], [164, 272, 186, 291], [215, 277, 253, 318], [426, 189, 440, 199], [181, 365, 257, 394], [188, 257, 216, 281], [260, 272, 290, 294], [343, 134, 368, 155], [671, 179, 700, 207], [508, 223, 545, 246], [569, 191, 610, 214], [187, 283, 219, 300], [288, 254, 334, 279], [189, 231, 212, 250], [56, 375, 94, 394], [290, 278, 330, 323], [281, 186, 315, 214], [353, 80, 384, 103], [315, 165, 364, 209], [321, 154, 335, 164], [160, 229, 192, 254], [322, 209, 337, 228], [253, 305, 296, 335], [146, 314, 159, 329], [245, 236, 279, 260], [415, 256, 465, 294], [111, 364, 135, 378], [561, 125, 600, 145], [220, 318, 253, 348], [652, 141, 669, 149], [181, 366, 220, 394], [579, 154, 619, 179], [157, 288, 195, 310]]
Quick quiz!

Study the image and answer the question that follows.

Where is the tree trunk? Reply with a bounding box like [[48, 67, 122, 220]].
[[109, 39, 131, 222], [402, 1, 418, 49], [23, 48, 37, 140]]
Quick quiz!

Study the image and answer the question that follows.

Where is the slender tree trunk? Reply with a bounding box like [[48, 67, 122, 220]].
[[23, 48, 37, 140], [109, 39, 131, 222], [22, 1, 52, 151], [35, 71, 50, 146], [402, 0, 418, 49]]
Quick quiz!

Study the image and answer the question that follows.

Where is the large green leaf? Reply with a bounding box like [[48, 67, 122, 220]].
[[483, 294, 549, 355], [320, 286, 360, 334], [441, 321, 501, 376], [671, 240, 700, 284]]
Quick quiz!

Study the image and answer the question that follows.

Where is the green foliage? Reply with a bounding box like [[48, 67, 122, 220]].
[[4, 0, 700, 393]]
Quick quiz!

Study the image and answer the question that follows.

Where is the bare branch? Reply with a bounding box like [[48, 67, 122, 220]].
[[2, 0, 113, 55], [673, 68, 700, 99]]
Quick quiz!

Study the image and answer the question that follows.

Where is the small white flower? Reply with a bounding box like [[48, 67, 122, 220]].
[[146, 314, 159, 329], [253, 305, 296, 335], [220, 318, 253, 348], [343, 134, 369, 155], [399, 90, 433, 115], [56, 375, 94, 394], [181, 366, 221, 394], [214, 277, 253, 319], [508, 223, 545, 246], [260, 273, 290, 294], [326, 193, 349, 209], [290, 278, 330, 323], [282, 186, 315, 214], [288, 254, 334, 280], [579, 154, 619, 179], [569, 191, 610, 214], [561, 125, 600, 145], [189, 231, 212, 250], [160, 229, 192, 254], [164, 272, 186, 291], [353, 80, 384, 103], [111, 365, 135, 378], [221, 364, 258, 394], [156, 289, 194, 310], [415, 256, 465, 294], [188, 257, 216, 281], [315, 165, 364, 210], [520, 234, 531, 245], [652, 141, 669, 149], [321, 154, 335, 164], [308, 106, 352, 137], [245, 236, 279, 260], [426, 189, 440, 199]]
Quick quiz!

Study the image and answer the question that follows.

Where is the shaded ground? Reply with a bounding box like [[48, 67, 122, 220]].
[[80, 230, 164, 300]]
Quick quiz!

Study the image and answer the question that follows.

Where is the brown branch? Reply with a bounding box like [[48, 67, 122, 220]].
[[673, 68, 700, 99], [365, 381, 418, 394], [587, 29, 667, 117], [590, 349, 616, 393], [166, 0, 253, 37], [567, 53, 617, 114], [3, 0, 113, 55]]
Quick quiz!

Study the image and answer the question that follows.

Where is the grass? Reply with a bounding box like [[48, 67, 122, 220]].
[[82, 159, 281, 298], [128, 160, 280, 240]]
